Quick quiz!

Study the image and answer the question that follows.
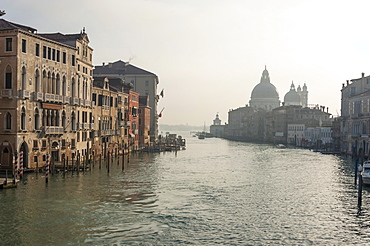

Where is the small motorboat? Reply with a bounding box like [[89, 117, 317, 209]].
[[276, 144, 286, 149], [361, 160, 370, 185]]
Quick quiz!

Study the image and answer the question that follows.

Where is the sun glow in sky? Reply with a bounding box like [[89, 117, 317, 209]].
[[3, 0, 370, 125]]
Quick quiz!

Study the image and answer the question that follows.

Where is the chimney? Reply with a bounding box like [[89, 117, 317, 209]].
[[346, 80, 349, 86], [342, 83, 344, 88], [362, 72, 365, 78], [102, 62, 105, 66]]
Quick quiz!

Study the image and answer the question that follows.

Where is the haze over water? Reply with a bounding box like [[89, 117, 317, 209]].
[[1, 133, 370, 245]]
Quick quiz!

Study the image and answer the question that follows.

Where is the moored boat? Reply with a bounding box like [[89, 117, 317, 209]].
[[361, 161, 370, 185]]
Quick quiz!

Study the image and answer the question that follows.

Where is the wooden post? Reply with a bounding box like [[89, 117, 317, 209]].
[[122, 148, 125, 171], [355, 158, 359, 185], [99, 154, 102, 169], [66, 157, 69, 172], [107, 151, 110, 173], [19, 151, 23, 179], [358, 173, 363, 210], [72, 153, 75, 172], [45, 153, 50, 183]]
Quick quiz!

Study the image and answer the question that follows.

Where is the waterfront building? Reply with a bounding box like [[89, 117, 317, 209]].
[[91, 77, 129, 157], [304, 127, 332, 149], [224, 106, 266, 141], [249, 67, 280, 111], [139, 95, 151, 148], [93, 60, 159, 142], [265, 105, 332, 144], [0, 19, 93, 171], [340, 73, 370, 156], [287, 123, 305, 146], [210, 113, 225, 137]]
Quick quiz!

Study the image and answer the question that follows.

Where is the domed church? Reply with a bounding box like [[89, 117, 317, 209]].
[[249, 66, 280, 111], [283, 81, 308, 107]]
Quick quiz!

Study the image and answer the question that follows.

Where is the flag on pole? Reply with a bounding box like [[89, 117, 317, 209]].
[[158, 107, 165, 118]]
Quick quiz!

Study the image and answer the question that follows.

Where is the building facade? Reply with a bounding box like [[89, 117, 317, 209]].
[[93, 60, 159, 142], [0, 19, 93, 171]]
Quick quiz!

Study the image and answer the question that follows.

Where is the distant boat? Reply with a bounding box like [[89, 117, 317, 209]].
[[276, 144, 286, 149], [198, 133, 205, 139]]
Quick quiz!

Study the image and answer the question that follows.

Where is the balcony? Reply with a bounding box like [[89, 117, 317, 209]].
[[102, 105, 110, 111], [63, 96, 70, 104], [44, 93, 55, 102], [35, 92, 43, 101], [84, 123, 90, 129], [44, 126, 64, 135], [55, 94, 63, 103], [19, 90, 30, 99], [85, 100, 92, 108], [71, 97, 79, 106], [1, 89, 12, 98]]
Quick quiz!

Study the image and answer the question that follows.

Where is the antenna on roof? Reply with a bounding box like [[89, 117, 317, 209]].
[[0, 10, 6, 16]]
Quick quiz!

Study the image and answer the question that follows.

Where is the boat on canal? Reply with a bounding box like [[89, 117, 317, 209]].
[[0, 178, 19, 189], [361, 161, 370, 185]]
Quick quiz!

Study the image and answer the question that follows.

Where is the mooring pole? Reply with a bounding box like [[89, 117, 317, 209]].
[[358, 173, 363, 210], [355, 158, 359, 185], [122, 148, 125, 171], [107, 151, 110, 173], [45, 153, 50, 184]]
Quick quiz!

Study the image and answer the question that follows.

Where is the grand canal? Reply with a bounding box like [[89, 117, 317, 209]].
[[1, 133, 370, 245]]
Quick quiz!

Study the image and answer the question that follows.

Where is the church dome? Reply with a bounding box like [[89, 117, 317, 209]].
[[284, 82, 301, 104], [250, 67, 279, 99]]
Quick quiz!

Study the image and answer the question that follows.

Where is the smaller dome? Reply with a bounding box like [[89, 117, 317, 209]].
[[284, 81, 301, 104]]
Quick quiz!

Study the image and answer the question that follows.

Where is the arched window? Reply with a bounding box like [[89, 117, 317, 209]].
[[55, 110, 60, 126], [20, 107, 26, 130], [62, 111, 66, 128], [5, 65, 12, 89], [34, 108, 40, 130], [21, 66, 26, 90], [51, 72, 56, 94], [71, 77, 76, 98], [35, 69, 40, 93], [62, 76, 67, 96], [47, 71, 51, 93], [56, 74, 60, 95], [71, 111, 76, 131], [5, 112, 11, 129], [42, 70, 47, 93]]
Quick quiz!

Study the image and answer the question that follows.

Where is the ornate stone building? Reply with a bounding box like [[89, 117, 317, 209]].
[[0, 19, 93, 171]]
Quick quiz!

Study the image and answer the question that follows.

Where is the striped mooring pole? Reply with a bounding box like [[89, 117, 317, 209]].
[[19, 151, 24, 179], [45, 153, 50, 183], [12, 155, 17, 184]]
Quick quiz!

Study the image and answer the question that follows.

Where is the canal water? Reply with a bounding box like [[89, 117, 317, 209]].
[[1, 133, 370, 245]]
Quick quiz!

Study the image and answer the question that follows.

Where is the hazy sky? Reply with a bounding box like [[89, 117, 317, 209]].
[[3, 0, 370, 126]]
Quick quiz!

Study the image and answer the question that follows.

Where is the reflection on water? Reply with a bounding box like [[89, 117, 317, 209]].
[[1, 135, 370, 245]]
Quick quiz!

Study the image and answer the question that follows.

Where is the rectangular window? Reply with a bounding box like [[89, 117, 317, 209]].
[[71, 139, 76, 149], [98, 94, 103, 106], [47, 47, 51, 59], [71, 55, 75, 66], [33, 140, 38, 148], [43, 46, 47, 58], [5, 72, 12, 89], [6, 38, 12, 51], [21, 39, 26, 53], [56, 50, 60, 62], [52, 48, 56, 61], [35, 43, 40, 57], [42, 140, 47, 148], [62, 52, 66, 64]]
